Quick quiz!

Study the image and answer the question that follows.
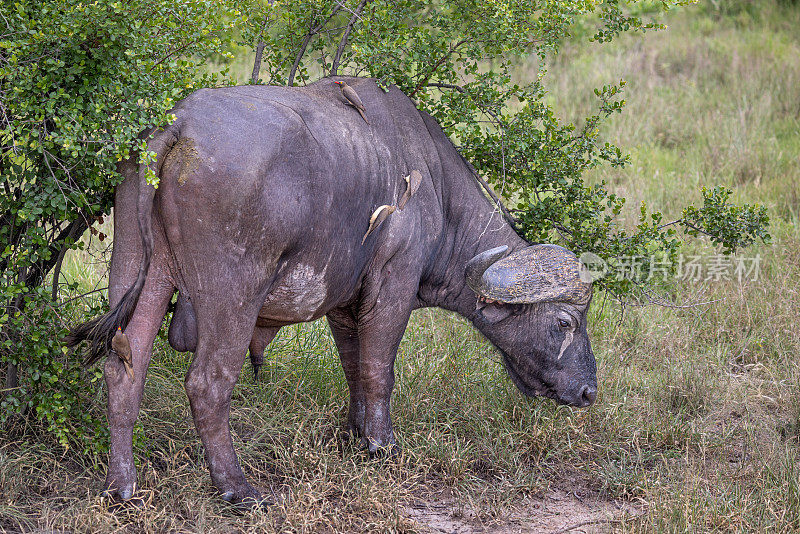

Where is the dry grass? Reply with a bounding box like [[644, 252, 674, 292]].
[[2, 1, 800, 532]]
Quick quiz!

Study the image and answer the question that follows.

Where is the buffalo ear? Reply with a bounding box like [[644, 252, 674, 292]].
[[477, 302, 514, 324]]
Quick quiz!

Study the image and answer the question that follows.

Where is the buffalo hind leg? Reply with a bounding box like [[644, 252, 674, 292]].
[[184, 300, 262, 507], [327, 309, 364, 437], [103, 271, 173, 503]]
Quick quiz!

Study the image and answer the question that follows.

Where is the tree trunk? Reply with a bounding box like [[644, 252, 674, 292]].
[[251, 41, 266, 84], [5, 363, 18, 390]]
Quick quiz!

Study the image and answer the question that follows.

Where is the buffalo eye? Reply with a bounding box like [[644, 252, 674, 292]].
[[558, 318, 570, 329]]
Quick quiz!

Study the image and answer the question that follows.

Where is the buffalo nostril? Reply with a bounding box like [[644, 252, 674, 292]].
[[579, 385, 597, 406]]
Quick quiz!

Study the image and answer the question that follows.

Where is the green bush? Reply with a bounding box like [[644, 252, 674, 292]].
[[0, 0, 236, 449]]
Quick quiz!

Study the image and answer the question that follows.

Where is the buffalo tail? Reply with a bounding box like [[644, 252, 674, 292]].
[[65, 125, 177, 366]]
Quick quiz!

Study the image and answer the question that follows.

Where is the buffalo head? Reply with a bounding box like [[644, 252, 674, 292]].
[[465, 245, 597, 407]]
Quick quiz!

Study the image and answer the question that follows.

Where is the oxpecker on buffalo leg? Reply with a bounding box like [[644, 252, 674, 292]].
[[111, 327, 134, 380]]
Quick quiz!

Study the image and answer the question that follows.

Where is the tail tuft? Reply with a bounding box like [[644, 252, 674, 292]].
[[65, 277, 145, 366]]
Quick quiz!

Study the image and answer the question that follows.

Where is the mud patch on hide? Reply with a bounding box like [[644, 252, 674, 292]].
[[164, 137, 200, 186], [259, 263, 328, 321]]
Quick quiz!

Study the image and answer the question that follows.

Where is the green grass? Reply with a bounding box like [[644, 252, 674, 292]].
[[2, 1, 800, 532]]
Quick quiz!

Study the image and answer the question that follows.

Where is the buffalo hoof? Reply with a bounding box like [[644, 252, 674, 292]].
[[100, 488, 146, 512], [347, 422, 363, 440], [347, 405, 365, 439], [364, 437, 400, 458], [219, 484, 275, 513], [230, 495, 271, 513]]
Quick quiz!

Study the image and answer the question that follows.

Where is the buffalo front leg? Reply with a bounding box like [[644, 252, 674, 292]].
[[184, 302, 261, 507], [104, 273, 173, 502], [327, 309, 364, 437], [356, 306, 413, 455]]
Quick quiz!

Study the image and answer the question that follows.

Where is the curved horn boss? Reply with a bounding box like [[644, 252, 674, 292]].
[[466, 244, 592, 305]]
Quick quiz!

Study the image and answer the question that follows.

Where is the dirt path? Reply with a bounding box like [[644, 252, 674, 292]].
[[402, 490, 639, 534]]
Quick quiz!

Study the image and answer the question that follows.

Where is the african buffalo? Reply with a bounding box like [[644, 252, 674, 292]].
[[68, 77, 597, 507]]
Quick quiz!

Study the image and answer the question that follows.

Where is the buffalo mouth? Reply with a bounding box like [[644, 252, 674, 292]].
[[499, 349, 595, 407], [499, 349, 559, 402]]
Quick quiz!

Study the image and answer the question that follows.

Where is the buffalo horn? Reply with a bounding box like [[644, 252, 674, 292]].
[[465, 245, 509, 296]]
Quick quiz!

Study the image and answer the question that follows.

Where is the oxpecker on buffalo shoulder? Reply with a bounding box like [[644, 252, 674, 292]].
[[398, 169, 422, 210], [362, 204, 396, 244]]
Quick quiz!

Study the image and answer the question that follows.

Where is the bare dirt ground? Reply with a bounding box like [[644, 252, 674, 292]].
[[402, 490, 640, 534]]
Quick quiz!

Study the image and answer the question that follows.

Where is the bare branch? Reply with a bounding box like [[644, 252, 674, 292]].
[[546, 510, 644, 534], [425, 82, 520, 233], [409, 39, 470, 98], [658, 218, 718, 240], [29, 209, 92, 291], [288, 6, 343, 86], [547, 518, 617, 534], [330, 0, 368, 76], [251, 42, 266, 84], [288, 33, 314, 87], [51, 215, 86, 301], [427, 82, 503, 124], [473, 168, 521, 232], [152, 39, 196, 68], [56, 287, 108, 307], [250, 12, 273, 84]]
